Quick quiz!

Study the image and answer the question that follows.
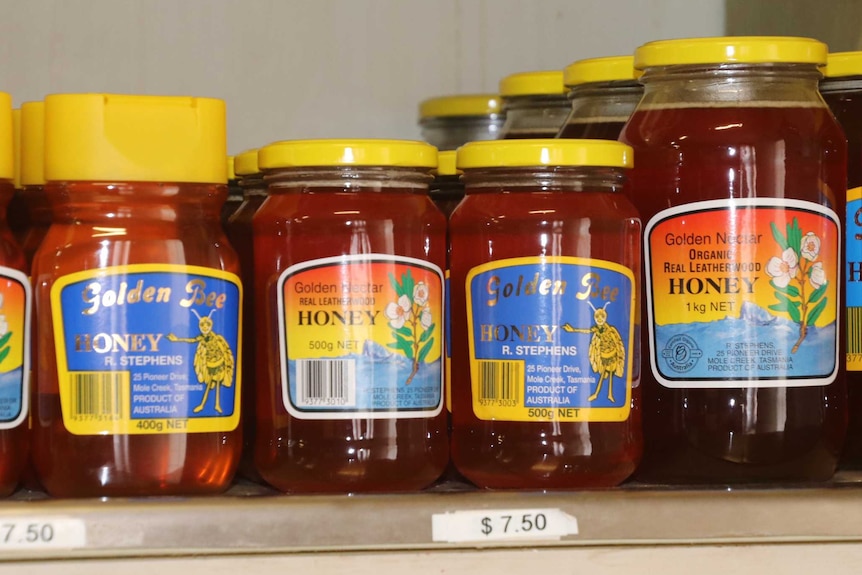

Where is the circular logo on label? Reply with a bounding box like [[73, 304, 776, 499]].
[[661, 334, 703, 373]]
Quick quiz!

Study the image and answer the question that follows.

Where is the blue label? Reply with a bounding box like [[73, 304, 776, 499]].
[[466, 256, 635, 422], [52, 265, 242, 435], [849, 188, 862, 370]]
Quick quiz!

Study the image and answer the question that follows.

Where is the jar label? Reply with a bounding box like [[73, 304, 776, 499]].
[[445, 270, 452, 412], [645, 198, 840, 388], [278, 255, 444, 420], [466, 256, 635, 422], [51, 265, 242, 435], [847, 187, 862, 371], [0, 267, 31, 430]]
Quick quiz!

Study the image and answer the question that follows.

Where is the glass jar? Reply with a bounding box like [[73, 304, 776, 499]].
[[419, 95, 504, 150], [222, 156, 244, 225], [449, 139, 642, 489], [430, 150, 463, 218], [226, 148, 266, 480], [821, 51, 862, 465], [8, 108, 26, 244], [558, 56, 642, 140], [0, 93, 32, 496], [254, 139, 448, 493], [498, 71, 570, 139], [620, 37, 847, 483], [18, 101, 50, 267], [32, 94, 242, 497]]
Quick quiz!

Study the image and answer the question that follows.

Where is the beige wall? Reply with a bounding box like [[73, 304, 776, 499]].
[[726, 0, 862, 52], [0, 0, 725, 153]]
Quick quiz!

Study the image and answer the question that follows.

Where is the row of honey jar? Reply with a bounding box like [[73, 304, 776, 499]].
[[0, 35, 857, 498]]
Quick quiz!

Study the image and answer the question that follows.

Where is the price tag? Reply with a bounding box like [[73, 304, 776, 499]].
[[0, 518, 86, 550], [431, 508, 579, 543]]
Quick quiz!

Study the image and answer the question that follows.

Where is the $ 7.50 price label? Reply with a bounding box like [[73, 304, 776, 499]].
[[0, 518, 86, 550], [431, 508, 579, 543]]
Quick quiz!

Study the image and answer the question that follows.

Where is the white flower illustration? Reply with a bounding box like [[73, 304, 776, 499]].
[[0, 316, 8, 337], [384, 294, 412, 329], [809, 262, 826, 289], [800, 232, 821, 261], [766, 247, 799, 288], [413, 282, 429, 306], [420, 308, 432, 330]]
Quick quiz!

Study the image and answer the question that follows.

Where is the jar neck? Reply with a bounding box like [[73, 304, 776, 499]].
[[500, 95, 571, 137], [639, 63, 825, 106], [46, 181, 225, 222], [566, 83, 643, 123], [462, 167, 627, 194], [239, 174, 267, 198], [820, 76, 862, 94], [265, 167, 432, 194]]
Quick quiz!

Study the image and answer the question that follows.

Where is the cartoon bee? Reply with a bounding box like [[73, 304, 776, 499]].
[[562, 301, 625, 403], [167, 309, 235, 414]]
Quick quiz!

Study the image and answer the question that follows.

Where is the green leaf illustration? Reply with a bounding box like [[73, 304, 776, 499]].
[[389, 272, 404, 298], [419, 323, 436, 343], [787, 301, 801, 324], [771, 222, 789, 251], [769, 280, 793, 297], [0, 347, 11, 365], [809, 282, 828, 304], [393, 333, 414, 359], [769, 303, 789, 313], [396, 326, 412, 338], [807, 297, 829, 326], [784, 283, 800, 298], [417, 338, 435, 364], [788, 218, 802, 257], [0, 332, 12, 349], [774, 291, 796, 309], [402, 269, 415, 300]]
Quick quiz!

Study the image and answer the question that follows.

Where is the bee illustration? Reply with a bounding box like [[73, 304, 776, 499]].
[[562, 301, 625, 403], [167, 309, 235, 414]]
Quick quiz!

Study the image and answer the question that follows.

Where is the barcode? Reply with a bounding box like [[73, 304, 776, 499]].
[[477, 360, 522, 402], [296, 359, 356, 407], [849, 308, 862, 354], [69, 372, 123, 419]]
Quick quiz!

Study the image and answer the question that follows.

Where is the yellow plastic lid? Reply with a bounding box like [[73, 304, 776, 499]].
[[11, 108, 20, 188], [419, 94, 502, 119], [564, 55, 638, 86], [436, 150, 458, 176], [259, 139, 438, 169], [457, 139, 632, 169], [227, 156, 236, 180], [234, 149, 259, 176], [824, 51, 862, 78], [499, 71, 567, 97], [0, 94, 14, 182], [635, 36, 827, 69], [20, 101, 45, 187], [44, 94, 227, 184]]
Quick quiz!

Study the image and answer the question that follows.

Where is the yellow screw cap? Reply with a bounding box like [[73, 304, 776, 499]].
[[0, 94, 14, 182], [457, 139, 632, 170], [260, 139, 438, 170], [824, 51, 862, 78], [21, 101, 45, 187], [436, 150, 459, 176], [44, 94, 227, 184], [635, 36, 827, 69], [419, 95, 502, 119], [564, 55, 638, 86], [11, 108, 20, 188], [499, 71, 567, 97], [227, 156, 236, 181], [234, 149, 259, 176]]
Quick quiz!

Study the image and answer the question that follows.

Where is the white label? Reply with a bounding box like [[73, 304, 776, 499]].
[[0, 518, 86, 550], [431, 508, 579, 543]]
